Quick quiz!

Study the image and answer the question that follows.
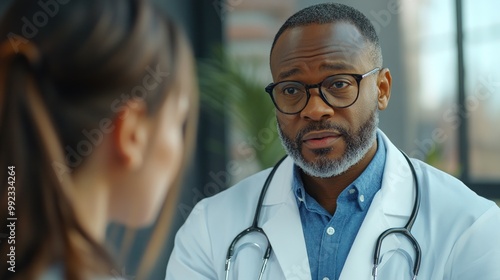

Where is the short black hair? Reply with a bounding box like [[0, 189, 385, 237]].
[[271, 3, 382, 66]]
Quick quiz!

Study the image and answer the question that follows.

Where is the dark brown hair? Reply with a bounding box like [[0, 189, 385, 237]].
[[0, 0, 197, 279]]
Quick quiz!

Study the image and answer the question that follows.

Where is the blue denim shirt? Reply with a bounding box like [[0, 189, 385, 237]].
[[293, 132, 386, 280]]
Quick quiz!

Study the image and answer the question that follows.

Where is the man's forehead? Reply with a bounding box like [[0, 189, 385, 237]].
[[270, 22, 369, 74], [291, 21, 365, 41]]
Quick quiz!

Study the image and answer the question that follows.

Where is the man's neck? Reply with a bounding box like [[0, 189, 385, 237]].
[[301, 141, 378, 215]]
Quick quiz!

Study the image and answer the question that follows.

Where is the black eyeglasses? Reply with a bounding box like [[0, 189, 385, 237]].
[[265, 67, 380, 114]]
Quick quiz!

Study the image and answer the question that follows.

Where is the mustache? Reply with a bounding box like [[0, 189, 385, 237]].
[[295, 122, 349, 143]]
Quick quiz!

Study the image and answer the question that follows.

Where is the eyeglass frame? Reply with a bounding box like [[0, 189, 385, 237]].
[[264, 67, 381, 115]]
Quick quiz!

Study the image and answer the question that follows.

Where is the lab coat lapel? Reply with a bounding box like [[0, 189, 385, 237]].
[[340, 130, 416, 280], [261, 157, 312, 280]]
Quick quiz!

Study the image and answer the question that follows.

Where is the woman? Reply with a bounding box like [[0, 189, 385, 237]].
[[0, 0, 197, 279]]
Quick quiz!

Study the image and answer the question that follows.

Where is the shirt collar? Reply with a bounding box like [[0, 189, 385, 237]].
[[292, 131, 386, 211]]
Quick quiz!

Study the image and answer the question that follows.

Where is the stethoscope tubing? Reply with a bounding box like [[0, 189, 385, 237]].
[[224, 156, 287, 280], [372, 151, 422, 279]]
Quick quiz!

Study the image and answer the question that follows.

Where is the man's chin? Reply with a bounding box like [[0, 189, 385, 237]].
[[309, 147, 333, 156], [301, 153, 343, 167], [302, 146, 344, 161]]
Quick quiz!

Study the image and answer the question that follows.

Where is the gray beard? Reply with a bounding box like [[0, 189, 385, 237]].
[[277, 109, 379, 178]]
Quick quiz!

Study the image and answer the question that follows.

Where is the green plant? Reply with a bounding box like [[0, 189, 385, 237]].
[[198, 47, 284, 168]]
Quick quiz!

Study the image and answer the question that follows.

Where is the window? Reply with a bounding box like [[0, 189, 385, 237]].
[[463, 0, 500, 182], [401, 0, 500, 198]]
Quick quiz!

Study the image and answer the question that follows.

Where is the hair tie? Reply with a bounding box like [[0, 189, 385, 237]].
[[0, 39, 42, 69]]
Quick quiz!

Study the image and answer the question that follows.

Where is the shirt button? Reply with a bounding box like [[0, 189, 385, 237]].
[[359, 194, 365, 202], [349, 188, 356, 194], [323, 277, 330, 280], [326, 227, 335, 235]]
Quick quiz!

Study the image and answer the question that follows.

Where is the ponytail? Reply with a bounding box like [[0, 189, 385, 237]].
[[0, 41, 114, 279]]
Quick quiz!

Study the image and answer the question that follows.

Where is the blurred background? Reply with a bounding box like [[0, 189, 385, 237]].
[[1, 0, 499, 279]]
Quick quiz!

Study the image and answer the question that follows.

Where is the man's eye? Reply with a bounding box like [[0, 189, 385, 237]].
[[331, 81, 349, 89], [282, 87, 301, 95]]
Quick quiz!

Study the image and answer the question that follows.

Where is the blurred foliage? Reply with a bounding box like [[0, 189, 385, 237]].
[[197, 47, 284, 169], [424, 142, 461, 177], [424, 144, 443, 168]]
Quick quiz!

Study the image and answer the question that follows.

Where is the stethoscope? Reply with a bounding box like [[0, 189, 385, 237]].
[[225, 150, 422, 280]]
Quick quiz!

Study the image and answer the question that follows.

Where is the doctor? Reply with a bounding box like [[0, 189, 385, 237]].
[[167, 3, 500, 280]]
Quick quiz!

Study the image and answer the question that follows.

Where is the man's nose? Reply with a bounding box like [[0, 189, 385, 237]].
[[299, 87, 334, 121]]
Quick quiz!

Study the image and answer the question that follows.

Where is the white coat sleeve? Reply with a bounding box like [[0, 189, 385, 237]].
[[166, 201, 218, 280], [444, 205, 500, 280]]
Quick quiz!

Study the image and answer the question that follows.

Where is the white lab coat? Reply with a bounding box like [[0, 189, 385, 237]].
[[167, 130, 500, 280]]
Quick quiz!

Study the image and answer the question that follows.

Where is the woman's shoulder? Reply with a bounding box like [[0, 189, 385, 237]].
[[39, 263, 127, 280], [39, 263, 63, 280]]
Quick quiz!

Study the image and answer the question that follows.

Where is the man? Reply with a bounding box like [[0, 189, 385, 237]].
[[167, 3, 500, 280]]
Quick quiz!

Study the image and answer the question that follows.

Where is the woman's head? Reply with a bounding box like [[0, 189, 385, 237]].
[[104, 37, 196, 228], [0, 0, 196, 278]]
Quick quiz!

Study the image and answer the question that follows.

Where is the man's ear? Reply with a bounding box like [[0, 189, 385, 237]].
[[112, 101, 150, 170], [377, 68, 392, 111]]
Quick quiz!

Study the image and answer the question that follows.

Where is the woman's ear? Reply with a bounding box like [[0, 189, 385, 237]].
[[377, 68, 392, 111], [111, 100, 150, 170]]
